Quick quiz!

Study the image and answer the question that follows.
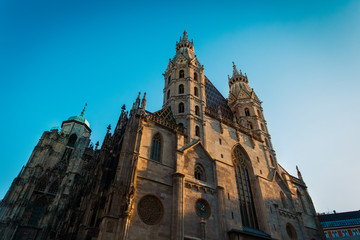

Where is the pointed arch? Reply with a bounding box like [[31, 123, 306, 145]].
[[194, 164, 206, 181], [167, 89, 170, 100], [178, 103, 184, 113], [195, 125, 200, 137], [67, 133, 77, 147], [195, 106, 200, 116], [178, 84, 184, 94], [280, 191, 288, 208], [194, 72, 198, 81], [168, 75, 171, 84], [194, 86, 198, 97], [150, 133, 162, 162], [245, 108, 250, 116], [179, 70, 184, 78], [232, 144, 258, 229]]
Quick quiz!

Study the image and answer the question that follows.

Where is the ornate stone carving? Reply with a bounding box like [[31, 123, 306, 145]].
[[137, 195, 163, 225]]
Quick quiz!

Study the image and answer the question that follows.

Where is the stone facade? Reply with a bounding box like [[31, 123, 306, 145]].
[[0, 31, 324, 240]]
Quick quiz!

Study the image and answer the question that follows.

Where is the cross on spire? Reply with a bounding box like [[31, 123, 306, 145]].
[[80, 103, 87, 116]]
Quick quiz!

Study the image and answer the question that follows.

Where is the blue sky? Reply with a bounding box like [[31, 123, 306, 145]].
[[1, 0, 359, 213]]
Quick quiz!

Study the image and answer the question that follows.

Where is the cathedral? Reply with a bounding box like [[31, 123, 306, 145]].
[[0, 31, 324, 240]]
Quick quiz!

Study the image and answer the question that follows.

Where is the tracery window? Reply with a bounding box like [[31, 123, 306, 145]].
[[195, 126, 200, 137], [194, 87, 198, 97], [48, 181, 59, 194], [150, 133, 161, 162], [179, 84, 184, 94], [195, 106, 200, 116], [178, 103, 184, 113], [67, 134, 77, 147], [232, 145, 258, 229], [245, 108, 250, 116], [179, 70, 184, 78], [194, 72, 198, 81], [36, 180, 47, 192], [194, 164, 206, 181]]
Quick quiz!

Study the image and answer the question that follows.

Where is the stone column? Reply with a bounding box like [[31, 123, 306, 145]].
[[171, 173, 185, 240], [200, 218, 206, 240], [217, 186, 227, 240]]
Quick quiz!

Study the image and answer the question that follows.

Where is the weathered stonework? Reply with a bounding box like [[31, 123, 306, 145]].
[[0, 31, 324, 240]]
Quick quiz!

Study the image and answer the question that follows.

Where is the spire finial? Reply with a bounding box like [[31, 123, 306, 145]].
[[183, 29, 188, 40], [80, 103, 87, 116], [232, 62, 240, 77], [296, 165, 303, 180], [107, 124, 111, 133]]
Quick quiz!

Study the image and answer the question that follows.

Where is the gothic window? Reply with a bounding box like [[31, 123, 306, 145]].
[[257, 110, 261, 118], [138, 195, 164, 225], [194, 87, 198, 97], [248, 122, 253, 129], [28, 205, 44, 226], [194, 164, 206, 181], [36, 180, 47, 192], [194, 72, 198, 81], [286, 223, 298, 240], [167, 90, 170, 100], [179, 84, 184, 94], [178, 103, 184, 113], [48, 181, 59, 194], [195, 126, 200, 137], [195, 106, 200, 116], [280, 191, 288, 208], [168, 75, 171, 84], [269, 155, 275, 166], [265, 138, 269, 147], [179, 70, 184, 78], [150, 133, 161, 162], [178, 123, 184, 133], [67, 134, 77, 147], [260, 123, 265, 131], [232, 145, 258, 229], [245, 108, 250, 116]]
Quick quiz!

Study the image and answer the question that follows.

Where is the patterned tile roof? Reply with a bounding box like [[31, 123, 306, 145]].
[[319, 211, 360, 228], [205, 77, 234, 122]]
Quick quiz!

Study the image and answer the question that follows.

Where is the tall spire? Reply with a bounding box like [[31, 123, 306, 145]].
[[228, 62, 248, 86], [80, 103, 87, 116], [176, 30, 194, 52], [182, 29, 188, 41]]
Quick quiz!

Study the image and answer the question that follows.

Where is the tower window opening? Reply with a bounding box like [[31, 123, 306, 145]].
[[179, 84, 184, 94], [168, 76, 171, 84], [178, 103, 184, 113], [179, 70, 185, 78], [194, 164, 206, 181], [67, 134, 77, 147], [195, 106, 200, 116], [245, 108, 250, 116], [167, 90, 170, 100], [194, 72, 198, 81], [195, 126, 200, 137], [269, 155, 275, 166], [194, 87, 198, 97], [260, 123, 265, 131], [265, 138, 269, 147], [248, 122, 253, 130], [257, 109, 262, 118], [150, 133, 162, 162]]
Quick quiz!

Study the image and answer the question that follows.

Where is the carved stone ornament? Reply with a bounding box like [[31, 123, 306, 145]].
[[137, 195, 163, 225]]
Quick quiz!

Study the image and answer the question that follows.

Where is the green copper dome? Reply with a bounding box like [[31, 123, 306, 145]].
[[67, 115, 90, 128]]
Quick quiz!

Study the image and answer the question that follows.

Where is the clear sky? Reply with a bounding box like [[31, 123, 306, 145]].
[[0, 0, 359, 213]]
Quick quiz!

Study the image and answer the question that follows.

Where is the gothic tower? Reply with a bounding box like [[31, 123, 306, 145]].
[[163, 30, 206, 143]]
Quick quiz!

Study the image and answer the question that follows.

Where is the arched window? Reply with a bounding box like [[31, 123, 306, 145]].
[[257, 109, 262, 118], [178, 123, 184, 133], [280, 191, 288, 208], [36, 179, 47, 192], [48, 181, 59, 194], [195, 126, 200, 137], [150, 133, 161, 162], [260, 123, 265, 131], [245, 108, 250, 116], [194, 87, 198, 97], [269, 155, 275, 166], [248, 122, 253, 129], [168, 75, 171, 84], [265, 138, 269, 147], [194, 72, 198, 81], [178, 84, 184, 94], [286, 223, 298, 240], [194, 164, 206, 181], [232, 145, 258, 229], [195, 106, 200, 116], [167, 90, 170, 100], [178, 103, 184, 113], [67, 134, 77, 147], [179, 70, 184, 78]]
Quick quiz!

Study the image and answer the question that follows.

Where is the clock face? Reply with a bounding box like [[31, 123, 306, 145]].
[[195, 199, 210, 218]]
